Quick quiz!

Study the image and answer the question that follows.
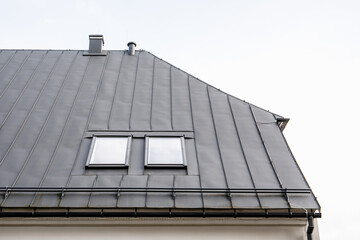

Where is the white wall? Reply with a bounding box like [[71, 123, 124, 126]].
[[0, 217, 319, 240]]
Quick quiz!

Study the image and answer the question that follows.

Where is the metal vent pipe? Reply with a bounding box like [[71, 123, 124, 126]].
[[127, 42, 136, 56]]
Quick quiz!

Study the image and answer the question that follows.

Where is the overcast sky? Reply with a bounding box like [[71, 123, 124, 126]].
[[1, 0, 359, 239]]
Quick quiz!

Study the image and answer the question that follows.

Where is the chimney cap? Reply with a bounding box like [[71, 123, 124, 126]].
[[83, 34, 106, 56], [89, 34, 104, 45], [127, 42, 136, 47]]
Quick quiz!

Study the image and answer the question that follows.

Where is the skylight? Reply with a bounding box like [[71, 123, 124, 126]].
[[145, 137, 186, 167], [86, 136, 131, 167]]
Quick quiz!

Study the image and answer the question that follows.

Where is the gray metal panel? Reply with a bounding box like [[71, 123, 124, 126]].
[[40, 55, 108, 191], [108, 52, 139, 130], [6, 51, 81, 192], [208, 87, 259, 208], [0, 51, 62, 192], [251, 106, 319, 209], [127, 138, 145, 175], [0, 52, 73, 208], [150, 57, 172, 130], [117, 175, 148, 208], [228, 97, 288, 208], [146, 175, 174, 208], [0, 51, 31, 101], [129, 51, 153, 130], [184, 138, 199, 176], [30, 52, 92, 207], [88, 175, 123, 208], [71, 138, 93, 175], [174, 175, 203, 208], [88, 51, 124, 130], [59, 175, 96, 207], [189, 77, 231, 208], [171, 68, 193, 131], [0, 50, 16, 73], [0, 51, 46, 126]]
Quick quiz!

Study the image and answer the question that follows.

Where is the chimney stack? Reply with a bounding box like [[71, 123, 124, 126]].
[[127, 42, 136, 56], [88, 34, 104, 54]]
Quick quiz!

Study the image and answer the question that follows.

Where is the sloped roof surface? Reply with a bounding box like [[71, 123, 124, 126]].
[[0, 50, 319, 210]]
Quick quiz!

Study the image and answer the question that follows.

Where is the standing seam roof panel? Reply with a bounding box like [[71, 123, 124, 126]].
[[150, 57, 172, 131], [0, 51, 46, 126], [108, 52, 139, 130], [88, 52, 124, 130], [30, 53, 92, 207], [0, 51, 31, 101], [43, 56, 108, 188], [88, 175, 123, 208], [208, 87, 260, 208], [129, 52, 154, 131], [189, 77, 231, 208], [10, 51, 80, 187], [0, 51, 16, 74], [251, 106, 319, 209], [171, 67, 193, 131], [146, 175, 174, 208], [228, 97, 288, 208], [0, 51, 62, 188]]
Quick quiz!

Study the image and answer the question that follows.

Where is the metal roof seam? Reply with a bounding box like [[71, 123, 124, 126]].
[[149, 56, 156, 131], [107, 52, 126, 130], [170, 66, 174, 131], [0, 51, 48, 168], [65, 53, 111, 187], [30, 55, 93, 204], [277, 127, 321, 210], [249, 105, 292, 209], [4, 51, 65, 190], [0, 51, 16, 74], [114, 175, 124, 207], [187, 75, 204, 208], [87, 175, 99, 208], [227, 96, 262, 208], [128, 51, 141, 130], [0, 51, 48, 129], [26, 51, 80, 207], [206, 85, 233, 208], [0, 51, 31, 100]]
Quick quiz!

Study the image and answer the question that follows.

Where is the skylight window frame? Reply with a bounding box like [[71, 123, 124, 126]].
[[144, 136, 187, 168], [86, 135, 132, 168]]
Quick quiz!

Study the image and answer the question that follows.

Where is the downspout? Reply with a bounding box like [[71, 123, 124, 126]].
[[307, 216, 314, 240]]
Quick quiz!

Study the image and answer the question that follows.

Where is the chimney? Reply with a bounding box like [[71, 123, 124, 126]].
[[127, 42, 136, 56], [88, 34, 104, 54]]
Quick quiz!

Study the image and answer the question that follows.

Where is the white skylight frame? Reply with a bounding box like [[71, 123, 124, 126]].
[[86, 136, 132, 167], [145, 136, 187, 167]]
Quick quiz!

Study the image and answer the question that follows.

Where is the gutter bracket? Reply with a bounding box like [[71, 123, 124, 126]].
[[117, 188, 121, 199], [171, 188, 176, 200], [60, 187, 65, 200], [283, 188, 289, 202], [227, 188, 232, 200], [4, 186, 9, 199]]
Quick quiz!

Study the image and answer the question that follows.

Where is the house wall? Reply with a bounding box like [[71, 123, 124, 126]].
[[0, 217, 320, 240]]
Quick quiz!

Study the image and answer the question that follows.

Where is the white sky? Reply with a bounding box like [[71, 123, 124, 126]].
[[1, 0, 359, 239]]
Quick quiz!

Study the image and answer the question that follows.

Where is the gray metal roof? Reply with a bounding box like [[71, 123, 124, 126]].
[[0, 49, 320, 212]]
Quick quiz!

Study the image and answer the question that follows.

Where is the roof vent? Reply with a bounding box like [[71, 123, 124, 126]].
[[87, 34, 105, 55], [127, 42, 136, 56]]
